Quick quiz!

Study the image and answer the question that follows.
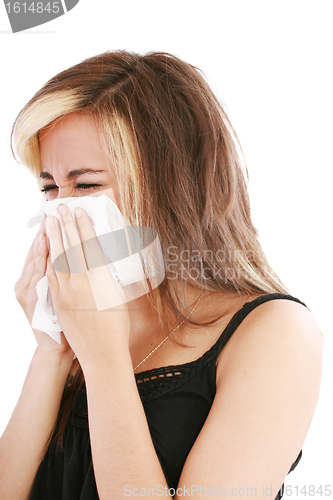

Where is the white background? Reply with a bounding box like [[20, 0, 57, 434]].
[[0, 1, 332, 497]]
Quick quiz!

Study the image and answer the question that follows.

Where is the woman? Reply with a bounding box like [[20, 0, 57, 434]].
[[0, 50, 322, 499]]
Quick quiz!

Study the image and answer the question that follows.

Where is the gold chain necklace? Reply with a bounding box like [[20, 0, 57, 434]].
[[133, 291, 204, 371]]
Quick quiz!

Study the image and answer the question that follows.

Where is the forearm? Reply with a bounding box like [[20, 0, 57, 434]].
[[0, 348, 72, 500], [84, 354, 172, 499]]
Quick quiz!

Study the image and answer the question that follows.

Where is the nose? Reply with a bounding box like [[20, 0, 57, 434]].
[[56, 187, 81, 199]]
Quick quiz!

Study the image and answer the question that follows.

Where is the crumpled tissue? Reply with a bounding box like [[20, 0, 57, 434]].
[[27, 194, 164, 344]]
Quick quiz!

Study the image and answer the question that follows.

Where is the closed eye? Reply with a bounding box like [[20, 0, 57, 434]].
[[40, 184, 102, 193]]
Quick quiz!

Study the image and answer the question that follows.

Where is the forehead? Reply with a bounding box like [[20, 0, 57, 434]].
[[39, 113, 105, 171], [39, 113, 101, 147]]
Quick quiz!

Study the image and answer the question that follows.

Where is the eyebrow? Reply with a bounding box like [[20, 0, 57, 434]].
[[39, 168, 106, 180]]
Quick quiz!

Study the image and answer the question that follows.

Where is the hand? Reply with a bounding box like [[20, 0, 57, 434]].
[[46, 204, 131, 371], [14, 216, 74, 361]]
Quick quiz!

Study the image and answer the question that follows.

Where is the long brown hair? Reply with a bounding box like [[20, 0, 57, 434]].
[[11, 50, 288, 451]]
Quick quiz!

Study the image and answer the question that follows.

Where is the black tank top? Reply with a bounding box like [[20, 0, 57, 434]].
[[30, 293, 305, 499]]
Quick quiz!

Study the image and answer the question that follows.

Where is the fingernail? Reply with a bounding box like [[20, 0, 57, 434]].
[[47, 216, 54, 229], [58, 204, 67, 215], [75, 207, 82, 218], [38, 234, 43, 248]]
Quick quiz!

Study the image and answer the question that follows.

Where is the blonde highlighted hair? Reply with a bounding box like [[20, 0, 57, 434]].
[[11, 50, 288, 450]]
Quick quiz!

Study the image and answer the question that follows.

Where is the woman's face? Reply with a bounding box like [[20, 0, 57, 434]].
[[39, 113, 120, 207]]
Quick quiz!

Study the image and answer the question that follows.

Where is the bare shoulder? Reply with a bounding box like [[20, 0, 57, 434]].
[[216, 297, 323, 385]]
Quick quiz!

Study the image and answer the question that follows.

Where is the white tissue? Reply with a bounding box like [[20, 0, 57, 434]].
[[27, 194, 165, 344]]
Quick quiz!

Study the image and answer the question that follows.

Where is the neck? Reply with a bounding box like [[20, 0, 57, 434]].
[[126, 284, 205, 345]]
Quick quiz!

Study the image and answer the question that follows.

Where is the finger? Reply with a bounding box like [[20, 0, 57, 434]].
[[57, 204, 82, 249], [47, 254, 59, 295], [86, 266, 127, 310], [74, 207, 106, 271], [56, 204, 87, 274], [46, 215, 71, 277], [16, 216, 47, 291], [17, 244, 37, 291], [31, 233, 48, 285], [73, 207, 125, 310], [24, 215, 47, 266], [83, 230, 126, 309]]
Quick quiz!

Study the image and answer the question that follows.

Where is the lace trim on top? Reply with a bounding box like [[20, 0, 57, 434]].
[[70, 346, 217, 426], [135, 348, 217, 403]]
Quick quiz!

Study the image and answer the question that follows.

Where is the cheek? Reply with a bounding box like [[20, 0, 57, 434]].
[[110, 187, 123, 212], [87, 187, 121, 208], [44, 190, 57, 201], [108, 187, 120, 207], [44, 187, 77, 201]]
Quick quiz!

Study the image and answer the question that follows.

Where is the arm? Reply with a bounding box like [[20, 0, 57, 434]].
[[0, 216, 74, 500], [0, 348, 72, 500], [176, 299, 323, 499], [83, 355, 172, 499]]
